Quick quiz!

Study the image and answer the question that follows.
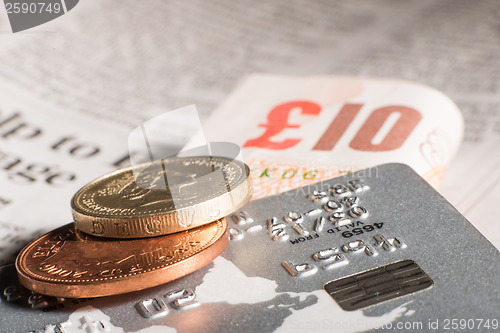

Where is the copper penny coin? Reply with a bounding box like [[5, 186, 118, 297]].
[[16, 218, 228, 298], [71, 156, 252, 238]]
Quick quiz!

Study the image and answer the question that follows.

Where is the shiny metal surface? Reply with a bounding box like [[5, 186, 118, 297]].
[[72, 156, 252, 238], [15, 219, 228, 298]]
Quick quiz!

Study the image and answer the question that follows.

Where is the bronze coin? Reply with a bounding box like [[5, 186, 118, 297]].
[[71, 156, 252, 238], [16, 218, 228, 298]]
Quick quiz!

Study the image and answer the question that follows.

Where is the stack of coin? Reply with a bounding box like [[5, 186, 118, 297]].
[[15, 156, 252, 298]]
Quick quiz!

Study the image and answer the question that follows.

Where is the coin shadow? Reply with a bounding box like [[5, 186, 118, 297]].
[[0, 260, 216, 316]]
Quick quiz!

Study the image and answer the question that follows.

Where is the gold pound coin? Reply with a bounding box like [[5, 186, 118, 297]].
[[71, 156, 252, 238], [16, 219, 228, 298]]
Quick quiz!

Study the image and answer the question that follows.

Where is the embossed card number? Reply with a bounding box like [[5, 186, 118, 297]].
[[282, 234, 406, 277], [136, 288, 199, 319], [228, 178, 371, 243]]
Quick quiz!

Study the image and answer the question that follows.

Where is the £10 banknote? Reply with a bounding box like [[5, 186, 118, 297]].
[[203, 74, 464, 199]]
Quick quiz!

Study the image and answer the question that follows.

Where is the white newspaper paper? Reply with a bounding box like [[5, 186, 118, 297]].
[[0, 0, 498, 276], [0, 83, 130, 267]]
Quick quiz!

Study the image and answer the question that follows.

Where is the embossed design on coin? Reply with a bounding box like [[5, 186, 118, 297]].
[[16, 219, 228, 298], [71, 156, 252, 238]]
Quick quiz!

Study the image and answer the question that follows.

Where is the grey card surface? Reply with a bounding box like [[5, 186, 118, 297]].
[[1, 163, 499, 332]]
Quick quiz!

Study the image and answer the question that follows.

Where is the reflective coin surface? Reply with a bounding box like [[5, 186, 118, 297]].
[[71, 156, 251, 238], [16, 219, 228, 298]]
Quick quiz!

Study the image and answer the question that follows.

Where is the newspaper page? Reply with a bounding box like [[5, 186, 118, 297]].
[[0, 0, 498, 284], [0, 0, 499, 332], [0, 83, 130, 267]]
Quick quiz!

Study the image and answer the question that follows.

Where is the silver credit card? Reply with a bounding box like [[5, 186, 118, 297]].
[[1, 163, 499, 332]]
